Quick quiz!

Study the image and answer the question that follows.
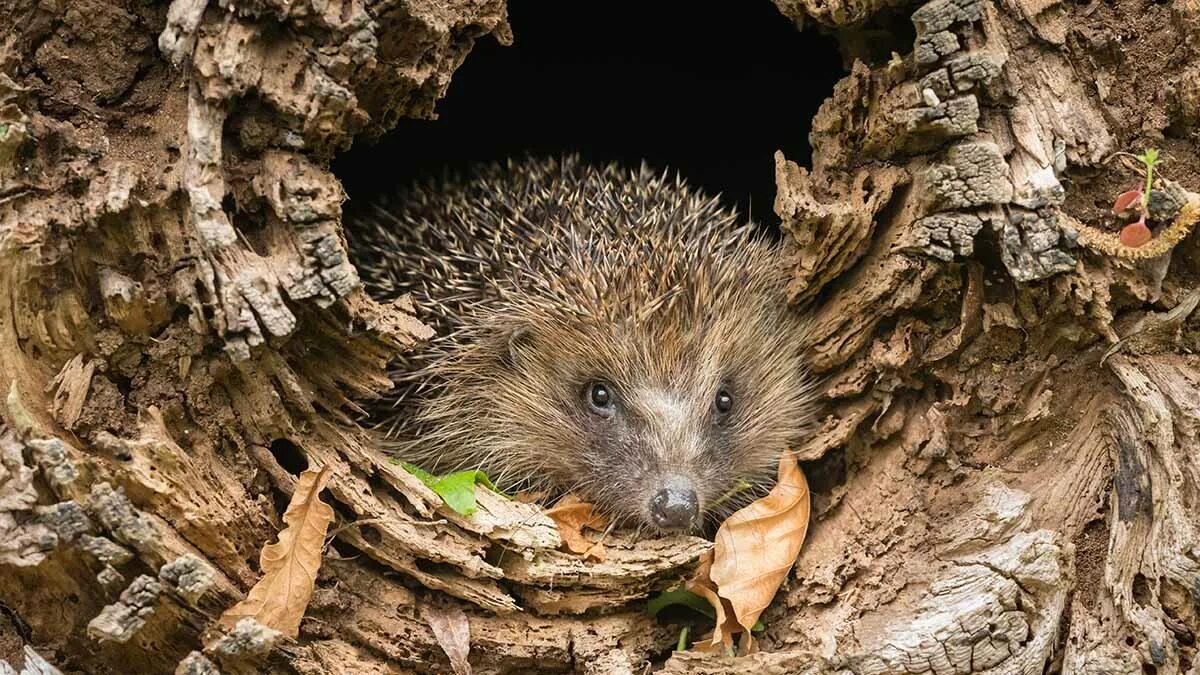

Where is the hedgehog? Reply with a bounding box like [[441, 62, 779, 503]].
[[347, 155, 816, 532]]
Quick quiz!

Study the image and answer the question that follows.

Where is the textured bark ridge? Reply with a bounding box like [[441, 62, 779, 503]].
[[0, 0, 1198, 672]]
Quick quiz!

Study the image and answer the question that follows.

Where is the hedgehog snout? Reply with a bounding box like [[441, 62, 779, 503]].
[[647, 474, 699, 531]]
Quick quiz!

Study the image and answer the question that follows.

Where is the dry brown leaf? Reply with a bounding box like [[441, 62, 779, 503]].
[[704, 451, 810, 649], [544, 493, 609, 560], [219, 465, 334, 638], [685, 552, 739, 652], [420, 601, 472, 675]]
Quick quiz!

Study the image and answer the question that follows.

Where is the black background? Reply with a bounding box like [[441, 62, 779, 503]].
[[334, 1, 844, 227]]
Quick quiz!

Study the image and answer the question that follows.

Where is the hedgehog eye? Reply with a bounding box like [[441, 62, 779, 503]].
[[587, 382, 615, 416], [715, 389, 734, 414]]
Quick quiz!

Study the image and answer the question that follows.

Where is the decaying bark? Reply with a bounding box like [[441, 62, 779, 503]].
[[0, 0, 1197, 672]]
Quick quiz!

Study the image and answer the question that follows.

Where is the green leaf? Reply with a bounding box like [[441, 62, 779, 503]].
[[401, 462, 439, 488], [400, 465, 503, 516], [467, 470, 500, 494], [647, 588, 715, 620], [433, 470, 486, 515], [1137, 147, 1162, 205]]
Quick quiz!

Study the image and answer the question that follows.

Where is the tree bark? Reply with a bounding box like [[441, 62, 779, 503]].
[[1, 0, 1198, 673]]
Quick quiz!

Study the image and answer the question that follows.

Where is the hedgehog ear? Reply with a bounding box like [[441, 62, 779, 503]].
[[503, 325, 535, 369]]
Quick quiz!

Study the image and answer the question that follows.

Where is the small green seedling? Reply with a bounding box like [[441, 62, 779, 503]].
[[399, 462, 504, 516], [1111, 148, 1164, 248]]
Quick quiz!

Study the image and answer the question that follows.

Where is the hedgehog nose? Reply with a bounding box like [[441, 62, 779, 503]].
[[649, 488, 698, 530]]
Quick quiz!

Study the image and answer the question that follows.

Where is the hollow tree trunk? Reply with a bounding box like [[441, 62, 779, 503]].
[[1, 0, 1198, 673]]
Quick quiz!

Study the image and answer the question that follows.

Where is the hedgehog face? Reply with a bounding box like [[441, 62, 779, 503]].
[[574, 378, 733, 532], [469, 299, 816, 534]]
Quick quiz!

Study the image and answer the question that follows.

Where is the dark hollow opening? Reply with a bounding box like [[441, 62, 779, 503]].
[[269, 437, 309, 475], [334, 1, 844, 227]]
